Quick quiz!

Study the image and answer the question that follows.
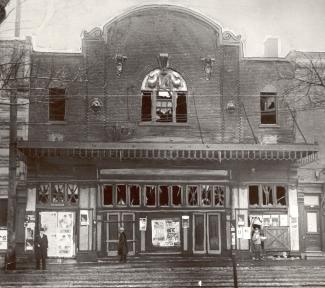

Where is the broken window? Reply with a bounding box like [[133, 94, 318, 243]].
[[129, 185, 140, 206], [37, 184, 50, 204], [159, 185, 169, 206], [172, 186, 182, 206], [67, 184, 79, 205], [260, 92, 276, 124], [249, 185, 259, 206], [51, 184, 65, 204], [187, 185, 198, 206], [276, 186, 287, 206], [214, 186, 225, 207], [103, 185, 113, 206], [262, 185, 273, 206], [201, 185, 212, 206], [156, 91, 173, 122], [116, 184, 127, 206], [145, 185, 156, 206], [141, 91, 152, 122], [49, 88, 65, 121]]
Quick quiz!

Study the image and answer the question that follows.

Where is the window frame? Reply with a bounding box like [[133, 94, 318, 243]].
[[187, 185, 200, 207], [116, 184, 127, 207], [248, 184, 288, 208], [102, 184, 114, 207], [260, 92, 277, 125], [128, 184, 141, 207], [171, 185, 183, 207], [144, 185, 157, 207], [158, 185, 170, 206]]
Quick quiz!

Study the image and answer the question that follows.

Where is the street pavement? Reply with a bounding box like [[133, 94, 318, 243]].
[[1, 256, 325, 287]]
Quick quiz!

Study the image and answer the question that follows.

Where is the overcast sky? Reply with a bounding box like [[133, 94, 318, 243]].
[[1, 0, 325, 57]]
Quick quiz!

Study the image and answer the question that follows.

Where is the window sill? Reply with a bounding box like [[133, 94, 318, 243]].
[[259, 124, 280, 128], [48, 121, 66, 125], [139, 122, 190, 127]]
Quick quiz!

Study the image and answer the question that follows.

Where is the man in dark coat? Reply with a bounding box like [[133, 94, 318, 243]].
[[34, 228, 48, 270], [117, 226, 128, 263]]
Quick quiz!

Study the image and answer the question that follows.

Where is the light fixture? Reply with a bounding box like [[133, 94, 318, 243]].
[[226, 100, 236, 113], [201, 57, 215, 80], [114, 54, 127, 77]]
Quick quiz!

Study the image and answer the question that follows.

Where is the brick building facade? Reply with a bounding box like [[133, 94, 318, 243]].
[[10, 5, 321, 261]]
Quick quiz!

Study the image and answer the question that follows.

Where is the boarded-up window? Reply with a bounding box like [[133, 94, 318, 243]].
[[260, 92, 276, 124], [49, 88, 65, 121], [176, 93, 187, 122], [141, 92, 152, 121]]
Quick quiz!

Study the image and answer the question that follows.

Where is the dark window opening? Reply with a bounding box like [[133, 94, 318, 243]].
[[159, 185, 169, 206], [141, 92, 152, 122], [103, 185, 113, 205], [0, 199, 8, 227], [145, 185, 156, 206], [249, 185, 259, 206], [129, 185, 140, 206], [49, 88, 65, 121], [176, 93, 187, 122], [276, 186, 287, 206], [172, 186, 182, 206], [188, 185, 198, 206], [260, 93, 276, 124], [67, 184, 79, 205], [37, 184, 50, 204], [116, 185, 126, 205]]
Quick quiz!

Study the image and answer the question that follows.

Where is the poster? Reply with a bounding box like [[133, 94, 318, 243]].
[[0, 228, 7, 250], [80, 210, 89, 226], [139, 218, 147, 231], [250, 215, 263, 226], [243, 227, 251, 240], [237, 214, 245, 226], [237, 227, 243, 239], [40, 211, 75, 258], [280, 214, 288, 226], [263, 215, 271, 226], [182, 216, 189, 228], [25, 223, 35, 251], [152, 219, 180, 247]]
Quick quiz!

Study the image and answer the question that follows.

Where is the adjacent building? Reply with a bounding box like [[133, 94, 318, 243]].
[[3, 5, 323, 262]]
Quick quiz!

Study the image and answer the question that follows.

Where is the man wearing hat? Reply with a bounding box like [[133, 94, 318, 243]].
[[117, 226, 128, 263], [34, 228, 48, 270]]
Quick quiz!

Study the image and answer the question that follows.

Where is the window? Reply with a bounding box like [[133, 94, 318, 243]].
[[260, 92, 276, 124], [49, 88, 65, 121], [37, 183, 79, 206], [116, 184, 127, 206], [37, 184, 50, 204], [103, 185, 113, 206], [172, 186, 182, 206], [187, 185, 199, 206], [129, 185, 140, 206], [159, 185, 169, 206], [213, 186, 225, 207], [67, 184, 79, 205], [51, 184, 65, 204], [141, 69, 187, 123], [249, 184, 287, 207], [0, 199, 8, 227], [145, 185, 156, 206], [201, 185, 212, 206]]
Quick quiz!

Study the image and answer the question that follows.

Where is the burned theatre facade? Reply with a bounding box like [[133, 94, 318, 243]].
[[14, 5, 320, 260]]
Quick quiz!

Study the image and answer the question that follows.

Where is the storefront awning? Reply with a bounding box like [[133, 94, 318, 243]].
[[17, 141, 319, 165]]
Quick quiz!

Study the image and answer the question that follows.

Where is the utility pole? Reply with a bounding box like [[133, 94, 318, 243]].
[[6, 0, 21, 270]]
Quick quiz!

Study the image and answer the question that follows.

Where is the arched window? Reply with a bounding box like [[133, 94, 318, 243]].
[[141, 69, 187, 123]]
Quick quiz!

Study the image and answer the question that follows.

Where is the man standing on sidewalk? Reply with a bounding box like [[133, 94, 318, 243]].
[[118, 226, 128, 263], [34, 228, 48, 270]]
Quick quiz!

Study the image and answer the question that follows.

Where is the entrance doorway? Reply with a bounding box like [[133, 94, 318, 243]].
[[193, 213, 221, 254], [105, 213, 135, 256], [304, 195, 322, 251]]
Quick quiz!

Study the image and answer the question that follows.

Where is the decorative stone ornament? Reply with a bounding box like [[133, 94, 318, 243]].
[[226, 100, 236, 113], [201, 57, 215, 80], [114, 54, 127, 77], [157, 53, 169, 69], [90, 98, 103, 113]]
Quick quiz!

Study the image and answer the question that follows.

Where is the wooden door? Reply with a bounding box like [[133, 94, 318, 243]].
[[305, 208, 321, 251], [193, 213, 206, 254], [207, 213, 221, 254]]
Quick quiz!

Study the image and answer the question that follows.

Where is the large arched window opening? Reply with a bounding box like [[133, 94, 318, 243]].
[[141, 69, 187, 123]]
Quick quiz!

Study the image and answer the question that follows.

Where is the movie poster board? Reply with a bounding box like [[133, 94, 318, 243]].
[[152, 219, 180, 247]]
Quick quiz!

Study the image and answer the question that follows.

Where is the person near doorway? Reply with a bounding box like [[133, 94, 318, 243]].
[[34, 228, 48, 270], [251, 226, 266, 260], [117, 226, 128, 263]]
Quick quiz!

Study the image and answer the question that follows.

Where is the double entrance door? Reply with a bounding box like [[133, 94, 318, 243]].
[[105, 212, 135, 256], [193, 213, 221, 254]]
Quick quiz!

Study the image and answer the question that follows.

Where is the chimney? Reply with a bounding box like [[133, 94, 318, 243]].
[[264, 38, 278, 57]]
